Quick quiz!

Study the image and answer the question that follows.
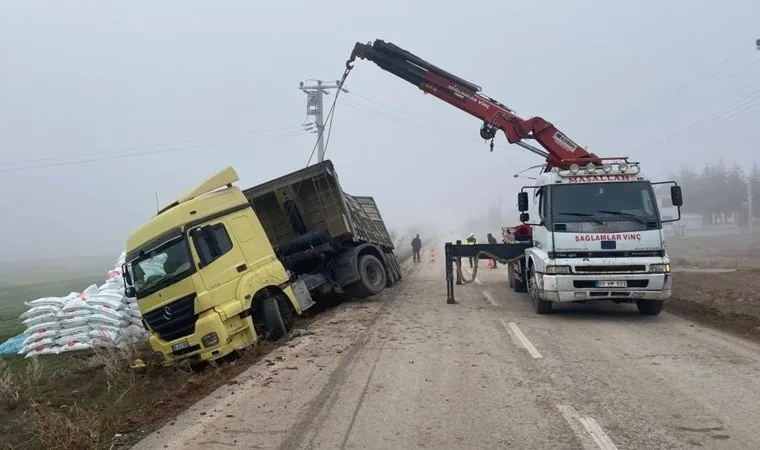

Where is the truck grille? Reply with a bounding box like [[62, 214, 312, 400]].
[[574, 265, 646, 273], [142, 294, 198, 342]]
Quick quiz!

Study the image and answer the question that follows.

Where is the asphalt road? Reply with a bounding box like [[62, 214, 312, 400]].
[[134, 249, 760, 449]]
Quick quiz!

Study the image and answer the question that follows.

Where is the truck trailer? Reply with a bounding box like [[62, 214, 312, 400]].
[[243, 159, 402, 300], [122, 160, 400, 366]]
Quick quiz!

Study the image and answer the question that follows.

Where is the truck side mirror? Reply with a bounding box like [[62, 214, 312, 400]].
[[670, 185, 683, 207], [122, 263, 132, 285], [517, 192, 529, 212], [520, 212, 530, 223], [125, 286, 137, 298]]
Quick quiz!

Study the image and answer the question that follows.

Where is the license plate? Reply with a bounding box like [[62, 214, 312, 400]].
[[172, 341, 190, 352], [596, 280, 627, 288]]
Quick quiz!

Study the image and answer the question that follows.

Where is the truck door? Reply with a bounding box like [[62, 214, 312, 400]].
[[190, 219, 246, 305]]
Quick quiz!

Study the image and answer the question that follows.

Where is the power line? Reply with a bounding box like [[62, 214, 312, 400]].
[[339, 96, 507, 149], [0, 125, 304, 167], [1, 129, 308, 172], [628, 89, 760, 154], [346, 91, 473, 136]]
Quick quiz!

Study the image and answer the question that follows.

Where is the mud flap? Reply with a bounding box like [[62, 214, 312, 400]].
[[292, 279, 316, 311]]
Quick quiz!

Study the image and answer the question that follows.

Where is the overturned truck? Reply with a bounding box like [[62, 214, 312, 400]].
[[244, 159, 402, 301], [122, 159, 400, 366]]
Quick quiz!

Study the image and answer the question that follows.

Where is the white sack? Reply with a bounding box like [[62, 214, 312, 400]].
[[55, 333, 92, 347], [86, 296, 126, 310], [57, 309, 92, 319], [25, 346, 61, 358], [87, 313, 128, 328], [58, 326, 91, 338], [21, 337, 56, 354], [86, 305, 127, 321], [58, 342, 92, 353], [19, 304, 61, 320], [25, 297, 65, 308], [60, 316, 89, 329], [25, 321, 61, 334], [82, 284, 100, 299], [23, 329, 59, 345], [22, 313, 58, 327]]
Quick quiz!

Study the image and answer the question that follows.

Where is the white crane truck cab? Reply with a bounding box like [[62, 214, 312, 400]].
[[511, 160, 683, 315]]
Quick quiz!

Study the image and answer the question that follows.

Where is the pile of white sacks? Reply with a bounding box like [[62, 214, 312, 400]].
[[17, 251, 149, 358]]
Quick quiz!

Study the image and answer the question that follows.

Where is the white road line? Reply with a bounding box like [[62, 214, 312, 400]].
[[500, 320, 543, 359], [481, 290, 498, 306], [557, 405, 618, 450]]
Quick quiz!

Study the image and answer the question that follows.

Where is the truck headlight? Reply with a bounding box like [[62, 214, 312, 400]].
[[201, 332, 219, 347], [545, 265, 571, 274], [650, 263, 671, 273]]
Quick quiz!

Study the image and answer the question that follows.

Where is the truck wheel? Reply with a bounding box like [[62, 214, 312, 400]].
[[390, 254, 402, 281], [528, 268, 552, 314], [346, 254, 387, 298], [384, 254, 398, 287], [636, 299, 663, 316], [262, 297, 287, 341], [275, 293, 296, 330], [511, 262, 527, 293]]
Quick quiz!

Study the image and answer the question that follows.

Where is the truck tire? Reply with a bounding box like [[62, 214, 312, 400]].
[[384, 254, 398, 287], [636, 299, 664, 316], [385, 266, 397, 287], [262, 297, 287, 341], [528, 267, 552, 314], [510, 262, 527, 293], [346, 254, 387, 299], [275, 292, 295, 330], [390, 253, 402, 281]]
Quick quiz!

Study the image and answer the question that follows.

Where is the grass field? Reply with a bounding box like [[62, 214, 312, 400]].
[[0, 275, 105, 341]]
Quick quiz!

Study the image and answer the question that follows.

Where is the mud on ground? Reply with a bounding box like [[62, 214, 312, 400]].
[[666, 232, 760, 343]]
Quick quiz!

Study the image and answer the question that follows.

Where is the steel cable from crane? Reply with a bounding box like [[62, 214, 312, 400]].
[[454, 250, 524, 285], [276, 64, 353, 259]]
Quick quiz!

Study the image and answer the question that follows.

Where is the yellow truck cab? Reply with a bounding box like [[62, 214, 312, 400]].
[[123, 167, 313, 366]]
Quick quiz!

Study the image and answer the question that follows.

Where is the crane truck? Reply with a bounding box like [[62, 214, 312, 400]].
[[346, 39, 684, 315], [121, 160, 400, 366]]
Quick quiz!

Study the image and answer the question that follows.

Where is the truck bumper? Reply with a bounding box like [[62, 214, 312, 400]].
[[149, 309, 257, 366], [538, 273, 672, 303]]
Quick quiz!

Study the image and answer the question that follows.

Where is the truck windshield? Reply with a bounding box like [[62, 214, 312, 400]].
[[129, 236, 194, 297], [551, 182, 658, 224]]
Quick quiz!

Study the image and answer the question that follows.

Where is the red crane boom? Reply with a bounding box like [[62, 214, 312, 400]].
[[346, 40, 604, 169]]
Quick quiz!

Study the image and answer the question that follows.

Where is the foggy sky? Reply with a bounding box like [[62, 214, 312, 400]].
[[1, 0, 759, 263]]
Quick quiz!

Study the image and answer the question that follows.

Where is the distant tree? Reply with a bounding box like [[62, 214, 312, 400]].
[[726, 162, 746, 217], [751, 163, 760, 223]]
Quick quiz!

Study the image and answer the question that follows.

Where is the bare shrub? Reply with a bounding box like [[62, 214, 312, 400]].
[[86, 344, 141, 392], [0, 359, 20, 407], [29, 400, 117, 450]]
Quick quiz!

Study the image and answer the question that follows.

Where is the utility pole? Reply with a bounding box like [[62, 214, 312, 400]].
[[749, 176, 754, 233], [299, 80, 346, 163], [750, 38, 759, 232]]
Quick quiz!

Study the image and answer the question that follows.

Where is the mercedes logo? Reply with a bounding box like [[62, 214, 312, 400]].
[[163, 306, 173, 321]]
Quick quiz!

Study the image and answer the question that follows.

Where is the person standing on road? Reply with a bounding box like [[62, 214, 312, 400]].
[[411, 234, 422, 262], [487, 232, 498, 268], [465, 233, 477, 267]]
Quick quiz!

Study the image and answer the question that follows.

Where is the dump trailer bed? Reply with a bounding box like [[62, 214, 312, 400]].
[[242, 159, 400, 299], [242, 159, 394, 255]]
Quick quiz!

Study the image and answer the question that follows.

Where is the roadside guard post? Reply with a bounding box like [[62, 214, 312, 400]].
[[444, 240, 532, 304]]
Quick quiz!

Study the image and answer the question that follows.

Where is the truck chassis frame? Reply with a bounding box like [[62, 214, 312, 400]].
[[444, 241, 532, 304]]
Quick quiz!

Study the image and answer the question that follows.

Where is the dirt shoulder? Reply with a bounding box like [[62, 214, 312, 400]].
[[664, 232, 760, 344], [1, 250, 415, 449], [667, 269, 760, 344]]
